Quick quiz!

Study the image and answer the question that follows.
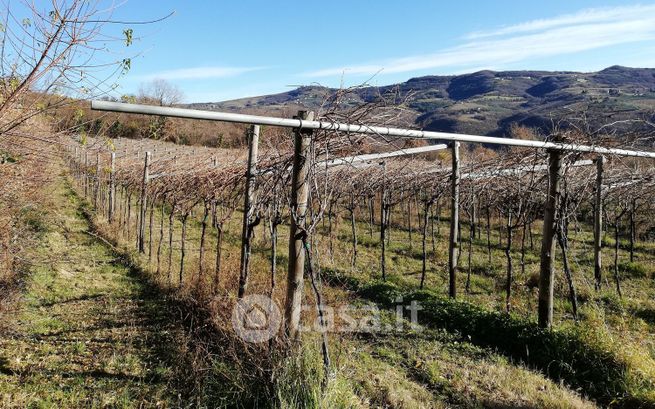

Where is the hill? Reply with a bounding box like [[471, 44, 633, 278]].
[[189, 66, 655, 137]]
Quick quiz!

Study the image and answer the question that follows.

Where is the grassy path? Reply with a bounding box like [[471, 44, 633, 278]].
[[0, 176, 186, 408]]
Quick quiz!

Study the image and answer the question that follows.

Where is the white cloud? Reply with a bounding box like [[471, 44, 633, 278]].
[[140, 66, 265, 81], [465, 4, 655, 39], [304, 4, 655, 78]]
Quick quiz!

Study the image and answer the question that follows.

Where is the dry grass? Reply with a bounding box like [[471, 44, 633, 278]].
[[0, 120, 59, 315]]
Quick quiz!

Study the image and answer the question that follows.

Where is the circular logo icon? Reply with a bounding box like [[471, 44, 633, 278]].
[[232, 294, 282, 343]]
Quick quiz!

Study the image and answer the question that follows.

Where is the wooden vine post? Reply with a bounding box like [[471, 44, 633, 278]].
[[108, 152, 116, 223], [380, 161, 388, 281], [74, 146, 79, 178], [238, 124, 260, 298], [593, 155, 605, 291], [448, 141, 460, 298], [349, 192, 357, 269], [84, 149, 89, 198], [179, 212, 188, 287], [420, 192, 430, 289], [94, 152, 100, 208], [538, 148, 562, 328], [138, 151, 151, 253], [284, 110, 314, 338]]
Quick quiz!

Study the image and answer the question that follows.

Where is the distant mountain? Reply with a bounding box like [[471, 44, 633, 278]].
[[188, 66, 655, 137]]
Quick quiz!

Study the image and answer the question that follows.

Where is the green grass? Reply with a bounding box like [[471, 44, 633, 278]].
[[383, 283, 650, 405], [619, 261, 652, 279], [360, 329, 593, 408], [0, 172, 191, 408]]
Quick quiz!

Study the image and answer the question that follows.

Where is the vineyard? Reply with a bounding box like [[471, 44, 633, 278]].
[[2, 0, 655, 406], [59, 102, 655, 406]]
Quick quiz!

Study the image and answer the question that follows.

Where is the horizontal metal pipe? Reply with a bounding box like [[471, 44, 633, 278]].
[[604, 177, 654, 192], [323, 144, 448, 168], [91, 100, 655, 159], [462, 159, 595, 179]]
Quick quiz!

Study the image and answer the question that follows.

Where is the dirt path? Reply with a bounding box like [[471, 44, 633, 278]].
[[0, 176, 185, 408]]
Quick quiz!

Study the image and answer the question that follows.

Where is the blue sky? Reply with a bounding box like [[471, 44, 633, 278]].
[[110, 1, 655, 103]]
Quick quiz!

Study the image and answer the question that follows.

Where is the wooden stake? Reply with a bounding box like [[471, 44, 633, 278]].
[[349, 193, 358, 269], [407, 199, 413, 249], [167, 203, 175, 285], [148, 199, 155, 264], [84, 150, 88, 198], [108, 152, 116, 223], [380, 161, 388, 281], [505, 209, 513, 312], [126, 192, 132, 239], [629, 198, 636, 263], [179, 213, 188, 287], [138, 152, 151, 253], [214, 219, 224, 292], [284, 110, 314, 338], [593, 156, 605, 291], [448, 142, 460, 299], [94, 152, 100, 208], [368, 196, 374, 238], [538, 148, 562, 328], [238, 125, 260, 298], [156, 204, 165, 276], [557, 222, 578, 320], [199, 201, 209, 285], [420, 198, 430, 289]]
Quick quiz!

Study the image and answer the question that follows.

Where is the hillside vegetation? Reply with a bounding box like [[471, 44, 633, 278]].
[[52, 66, 655, 152], [191, 65, 655, 139]]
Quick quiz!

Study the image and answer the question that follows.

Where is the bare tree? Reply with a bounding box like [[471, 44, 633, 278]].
[[138, 79, 184, 107], [136, 79, 184, 141], [0, 1, 167, 138]]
